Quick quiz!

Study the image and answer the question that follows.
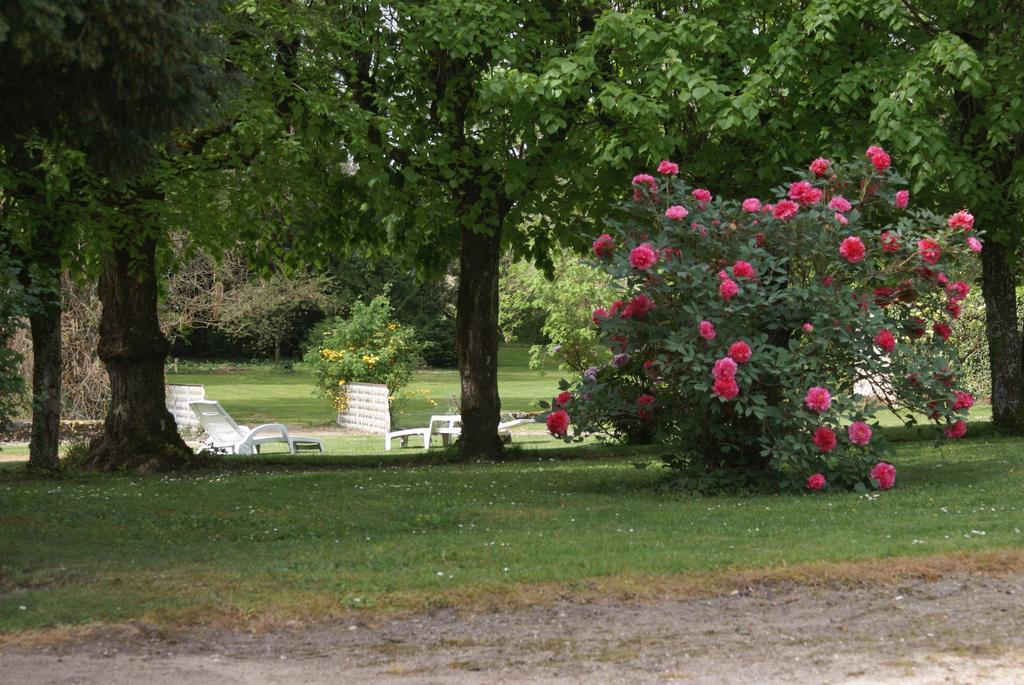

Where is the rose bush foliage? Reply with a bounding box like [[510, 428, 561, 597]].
[[549, 149, 981, 492]]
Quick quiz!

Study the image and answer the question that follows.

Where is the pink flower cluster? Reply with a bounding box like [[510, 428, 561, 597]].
[[742, 198, 761, 213], [917, 238, 941, 265], [847, 421, 872, 446], [637, 394, 656, 419], [657, 160, 679, 175], [629, 243, 658, 269], [839, 236, 866, 264], [870, 462, 896, 490], [665, 205, 689, 221], [711, 356, 739, 400], [807, 473, 827, 491], [812, 427, 836, 453], [894, 190, 909, 209], [698, 320, 716, 340], [546, 409, 570, 437], [944, 419, 967, 440], [881, 231, 900, 253], [866, 145, 891, 171], [632, 173, 657, 201], [947, 210, 974, 231], [828, 195, 852, 213], [809, 158, 830, 177], [592, 233, 615, 258], [773, 199, 799, 220], [805, 386, 832, 414], [621, 294, 655, 319], [874, 328, 896, 353], [732, 260, 756, 279], [788, 181, 823, 206]]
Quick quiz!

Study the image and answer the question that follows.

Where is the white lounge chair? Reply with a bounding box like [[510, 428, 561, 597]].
[[189, 400, 323, 455], [428, 414, 534, 447]]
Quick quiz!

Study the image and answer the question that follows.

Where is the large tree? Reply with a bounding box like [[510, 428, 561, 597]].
[[0, 0, 224, 470]]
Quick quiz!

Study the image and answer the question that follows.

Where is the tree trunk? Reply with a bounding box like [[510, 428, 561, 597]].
[[26, 251, 62, 472], [456, 224, 504, 460], [981, 240, 1024, 430], [86, 235, 192, 472]]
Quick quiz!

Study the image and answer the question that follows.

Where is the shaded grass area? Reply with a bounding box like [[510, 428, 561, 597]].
[[166, 345, 559, 428], [2, 434, 1023, 634]]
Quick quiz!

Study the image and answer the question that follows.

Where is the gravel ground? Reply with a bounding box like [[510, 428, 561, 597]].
[[4, 571, 1024, 684]]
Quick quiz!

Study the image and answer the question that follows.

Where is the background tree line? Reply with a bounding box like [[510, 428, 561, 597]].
[[3, 1, 1024, 471]]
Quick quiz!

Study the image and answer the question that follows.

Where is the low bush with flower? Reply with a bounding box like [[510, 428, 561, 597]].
[[545, 147, 981, 492], [305, 296, 423, 413]]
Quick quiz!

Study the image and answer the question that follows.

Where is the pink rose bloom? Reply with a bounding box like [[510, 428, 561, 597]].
[[839, 236, 867, 263], [894, 190, 909, 209], [835, 212, 849, 225], [592, 233, 615, 258], [947, 210, 974, 231], [719, 278, 740, 301], [732, 260, 756, 279], [933, 321, 952, 341], [546, 409, 570, 437], [621, 294, 655, 319], [773, 199, 799, 220], [828, 195, 852, 213], [712, 376, 740, 400], [870, 462, 896, 490], [712, 356, 738, 380], [591, 307, 609, 326], [967, 236, 983, 253], [637, 393, 656, 418], [944, 420, 967, 440], [870, 150, 891, 171], [812, 427, 837, 453], [632, 173, 656, 186], [802, 323, 814, 332], [742, 198, 762, 213], [698, 320, 716, 340], [953, 391, 975, 410], [692, 188, 712, 203], [657, 160, 679, 175], [865, 145, 885, 157], [631, 173, 657, 201], [805, 386, 832, 414], [728, 340, 752, 364], [809, 157, 830, 177], [917, 238, 941, 264], [665, 205, 689, 221], [717, 269, 729, 281], [788, 180, 823, 206], [874, 328, 896, 353], [947, 281, 970, 301], [847, 421, 872, 446], [807, 473, 827, 491], [555, 391, 571, 407], [629, 242, 658, 269], [881, 231, 900, 253]]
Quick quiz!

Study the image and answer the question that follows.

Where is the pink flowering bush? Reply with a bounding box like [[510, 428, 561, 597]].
[[545, 149, 981, 492]]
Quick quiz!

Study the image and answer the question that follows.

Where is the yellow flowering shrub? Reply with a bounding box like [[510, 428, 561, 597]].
[[304, 296, 423, 411]]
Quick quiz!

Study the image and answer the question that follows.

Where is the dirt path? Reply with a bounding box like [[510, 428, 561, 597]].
[[4, 572, 1024, 684]]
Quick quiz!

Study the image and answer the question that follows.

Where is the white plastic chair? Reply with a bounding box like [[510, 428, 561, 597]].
[[189, 400, 323, 454]]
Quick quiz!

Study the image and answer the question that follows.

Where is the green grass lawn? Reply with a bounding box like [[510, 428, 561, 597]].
[[167, 345, 558, 429], [2, 434, 1023, 633]]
